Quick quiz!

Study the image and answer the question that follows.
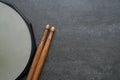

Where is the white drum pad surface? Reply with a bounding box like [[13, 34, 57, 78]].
[[0, 2, 31, 80]]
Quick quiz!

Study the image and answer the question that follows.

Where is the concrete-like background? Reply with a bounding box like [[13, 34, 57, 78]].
[[2, 0, 120, 80]]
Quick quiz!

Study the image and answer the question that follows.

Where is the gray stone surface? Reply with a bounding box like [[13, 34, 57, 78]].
[[2, 0, 120, 80]]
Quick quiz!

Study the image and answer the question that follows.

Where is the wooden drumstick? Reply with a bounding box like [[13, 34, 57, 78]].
[[32, 27, 55, 80], [27, 24, 51, 80]]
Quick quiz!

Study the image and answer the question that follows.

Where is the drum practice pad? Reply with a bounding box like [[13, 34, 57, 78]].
[[0, 1, 36, 80]]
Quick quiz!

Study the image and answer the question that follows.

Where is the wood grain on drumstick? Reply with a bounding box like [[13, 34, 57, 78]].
[[26, 24, 50, 80], [32, 27, 55, 80]]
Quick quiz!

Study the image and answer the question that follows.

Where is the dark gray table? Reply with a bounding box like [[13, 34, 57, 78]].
[[4, 0, 120, 80]]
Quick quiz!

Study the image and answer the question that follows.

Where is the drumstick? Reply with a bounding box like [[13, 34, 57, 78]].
[[32, 27, 55, 80], [27, 24, 51, 80]]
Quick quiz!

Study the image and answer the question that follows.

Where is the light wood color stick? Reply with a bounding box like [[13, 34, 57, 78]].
[[26, 24, 51, 80], [32, 27, 55, 80]]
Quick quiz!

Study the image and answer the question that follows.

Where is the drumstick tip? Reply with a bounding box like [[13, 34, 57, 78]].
[[50, 27, 55, 32], [46, 24, 51, 29]]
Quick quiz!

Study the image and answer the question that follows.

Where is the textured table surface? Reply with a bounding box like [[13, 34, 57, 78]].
[[2, 0, 120, 80]]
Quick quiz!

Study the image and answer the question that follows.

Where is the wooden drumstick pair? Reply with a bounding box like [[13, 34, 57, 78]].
[[27, 24, 55, 80]]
